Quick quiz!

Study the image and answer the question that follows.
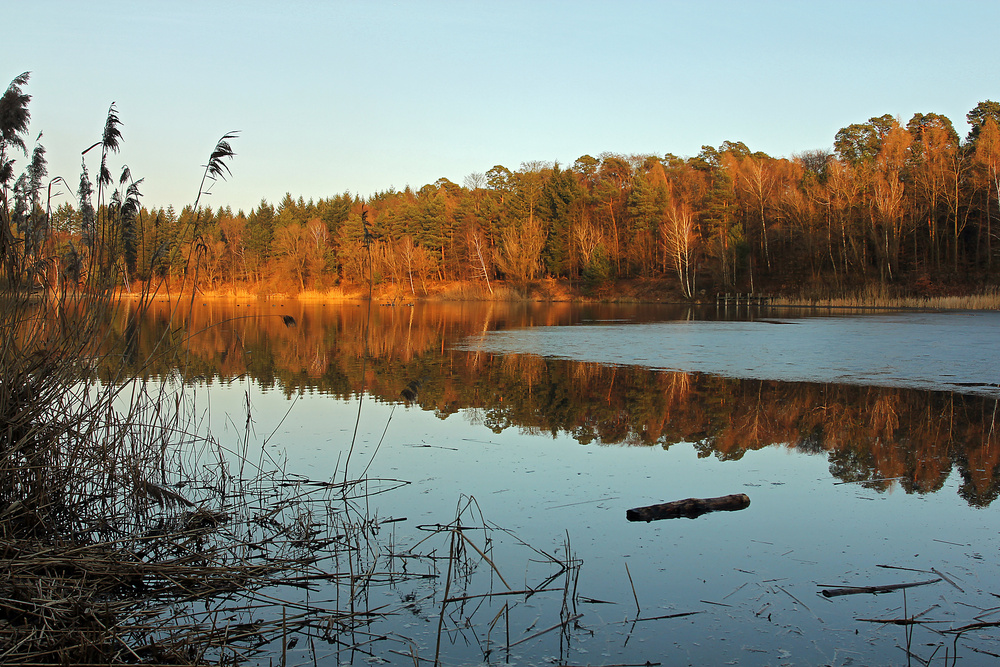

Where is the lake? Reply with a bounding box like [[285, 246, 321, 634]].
[[122, 300, 1000, 666]]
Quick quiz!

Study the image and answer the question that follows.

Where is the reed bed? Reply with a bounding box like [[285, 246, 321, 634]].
[[771, 284, 1000, 310], [0, 331, 440, 665], [0, 480, 412, 665], [396, 495, 583, 665], [434, 281, 529, 302], [0, 283, 406, 665], [0, 94, 413, 661]]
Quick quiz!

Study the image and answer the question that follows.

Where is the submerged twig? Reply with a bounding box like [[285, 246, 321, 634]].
[[820, 578, 942, 598], [507, 613, 583, 648], [625, 561, 640, 617], [632, 611, 702, 623]]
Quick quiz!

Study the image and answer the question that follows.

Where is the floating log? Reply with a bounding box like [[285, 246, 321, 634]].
[[819, 578, 941, 598], [626, 494, 750, 522]]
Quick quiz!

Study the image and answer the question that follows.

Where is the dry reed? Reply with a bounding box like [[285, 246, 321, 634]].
[[771, 285, 1000, 310], [0, 241, 440, 665], [0, 89, 417, 664]]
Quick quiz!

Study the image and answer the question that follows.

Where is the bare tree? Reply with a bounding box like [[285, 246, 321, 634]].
[[660, 197, 698, 297], [495, 218, 546, 286], [973, 118, 1000, 267], [463, 172, 485, 190], [466, 225, 492, 294], [574, 221, 604, 268]]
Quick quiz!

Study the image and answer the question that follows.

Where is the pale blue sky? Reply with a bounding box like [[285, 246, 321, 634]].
[[6, 0, 998, 213]]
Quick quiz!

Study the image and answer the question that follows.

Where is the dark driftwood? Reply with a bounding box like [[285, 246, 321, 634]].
[[626, 494, 751, 522], [819, 578, 941, 598]]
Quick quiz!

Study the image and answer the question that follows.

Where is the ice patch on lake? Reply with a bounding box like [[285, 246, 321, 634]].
[[454, 311, 1000, 397]]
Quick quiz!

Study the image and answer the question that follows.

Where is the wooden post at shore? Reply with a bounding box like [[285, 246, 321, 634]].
[[715, 293, 773, 306], [626, 494, 751, 522]]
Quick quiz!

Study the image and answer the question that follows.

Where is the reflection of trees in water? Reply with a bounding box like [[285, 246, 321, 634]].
[[98, 302, 1000, 506]]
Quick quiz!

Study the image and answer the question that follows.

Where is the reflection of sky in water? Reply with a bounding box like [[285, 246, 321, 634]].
[[454, 311, 1000, 397], [193, 382, 1000, 666], [179, 308, 1000, 665]]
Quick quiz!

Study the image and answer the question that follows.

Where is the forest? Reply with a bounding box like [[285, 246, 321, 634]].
[[6, 70, 1000, 299]]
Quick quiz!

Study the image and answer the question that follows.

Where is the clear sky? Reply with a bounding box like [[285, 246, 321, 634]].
[[5, 0, 998, 213]]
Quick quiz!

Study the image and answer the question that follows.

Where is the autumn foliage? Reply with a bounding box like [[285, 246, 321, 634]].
[[23, 95, 1000, 300]]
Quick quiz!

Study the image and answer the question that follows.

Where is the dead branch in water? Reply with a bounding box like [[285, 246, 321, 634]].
[[626, 494, 750, 521], [819, 578, 942, 598]]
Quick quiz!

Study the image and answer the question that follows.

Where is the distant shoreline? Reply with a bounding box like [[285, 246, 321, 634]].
[[117, 278, 1000, 311]]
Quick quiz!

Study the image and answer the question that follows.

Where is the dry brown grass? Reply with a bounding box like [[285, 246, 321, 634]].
[[434, 281, 528, 301], [0, 272, 420, 664], [772, 285, 1000, 310]]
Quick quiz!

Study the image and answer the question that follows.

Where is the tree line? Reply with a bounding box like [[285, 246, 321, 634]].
[[5, 71, 1000, 297]]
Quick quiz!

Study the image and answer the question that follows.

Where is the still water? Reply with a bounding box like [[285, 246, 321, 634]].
[[128, 300, 1000, 665]]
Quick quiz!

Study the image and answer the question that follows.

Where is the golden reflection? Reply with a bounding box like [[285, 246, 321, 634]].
[[101, 300, 1000, 506]]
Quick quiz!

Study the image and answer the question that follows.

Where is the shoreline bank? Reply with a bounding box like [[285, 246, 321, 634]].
[[115, 279, 1000, 311]]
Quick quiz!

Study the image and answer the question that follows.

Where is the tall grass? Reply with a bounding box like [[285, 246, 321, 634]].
[[772, 284, 1000, 310], [0, 73, 402, 664], [435, 280, 529, 301]]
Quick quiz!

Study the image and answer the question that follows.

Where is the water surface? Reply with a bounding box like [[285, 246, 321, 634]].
[[124, 301, 1000, 665]]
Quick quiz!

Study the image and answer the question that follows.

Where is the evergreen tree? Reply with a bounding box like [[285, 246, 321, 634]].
[[320, 192, 353, 239], [701, 167, 742, 289], [625, 171, 666, 276], [415, 184, 446, 274], [966, 100, 1000, 143], [541, 164, 584, 277], [834, 114, 896, 166], [245, 199, 275, 281]]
